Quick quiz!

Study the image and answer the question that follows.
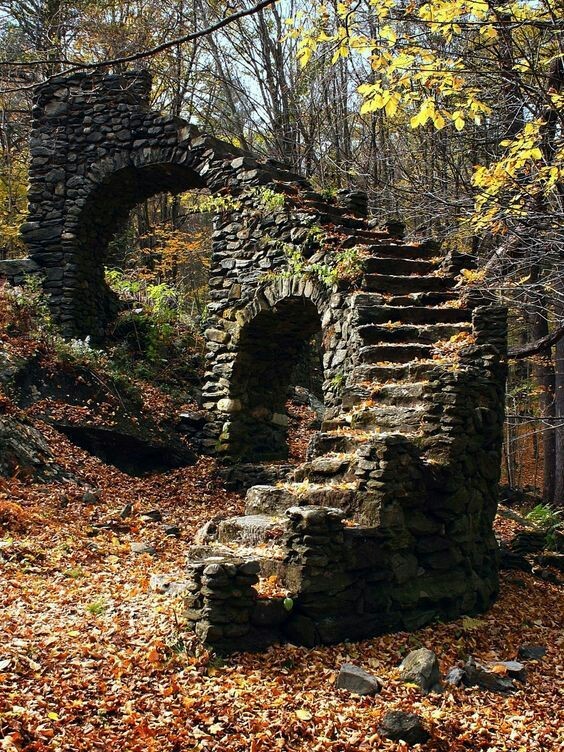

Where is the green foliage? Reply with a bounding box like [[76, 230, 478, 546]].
[[265, 234, 366, 289], [526, 504, 563, 551], [186, 186, 286, 216], [105, 269, 180, 362], [85, 599, 107, 615], [330, 372, 345, 392], [526, 503, 562, 530], [1, 275, 53, 339], [53, 335, 108, 369]]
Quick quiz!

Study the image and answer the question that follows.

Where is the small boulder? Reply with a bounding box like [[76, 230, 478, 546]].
[[335, 663, 382, 696], [130, 541, 156, 555], [400, 648, 441, 692], [518, 644, 546, 660], [462, 658, 515, 693], [164, 525, 181, 538], [489, 660, 527, 682], [120, 503, 133, 519], [445, 667, 465, 687], [141, 509, 162, 522], [379, 711, 430, 746], [82, 490, 99, 505]]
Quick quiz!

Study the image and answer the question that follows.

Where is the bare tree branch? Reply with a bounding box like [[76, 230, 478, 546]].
[[508, 322, 564, 359], [0, 0, 276, 93]]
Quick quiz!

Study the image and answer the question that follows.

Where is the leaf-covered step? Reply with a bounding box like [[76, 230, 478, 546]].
[[357, 322, 471, 345], [349, 404, 426, 432], [291, 453, 355, 482], [341, 381, 426, 409], [359, 343, 433, 364], [244, 482, 358, 516], [384, 291, 460, 306], [362, 274, 454, 294], [362, 242, 439, 259], [364, 257, 439, 275], [217, 514, 288, 546], [354, 302, 472, 325], [352, 361, 437, 383]]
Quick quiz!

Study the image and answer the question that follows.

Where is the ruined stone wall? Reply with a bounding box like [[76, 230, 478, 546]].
[[8, 71, 509, 649]]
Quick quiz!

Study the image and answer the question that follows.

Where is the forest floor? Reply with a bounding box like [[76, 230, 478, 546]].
[[1, 414, 563, 752], [1, 292, 563, 752]]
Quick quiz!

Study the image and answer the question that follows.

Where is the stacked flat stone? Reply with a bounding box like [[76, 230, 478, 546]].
[[0, 258, 42, 286], [185, 556, 260, 648], [336, 189, 369, 217]]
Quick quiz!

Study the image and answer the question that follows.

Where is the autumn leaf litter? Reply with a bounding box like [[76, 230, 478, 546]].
[[0, 409, 563, 751]]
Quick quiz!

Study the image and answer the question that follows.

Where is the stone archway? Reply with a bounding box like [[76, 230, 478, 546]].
[[22, 70, 302, 339], [222, 295, 323, 461], [70, 160, 207, 336]]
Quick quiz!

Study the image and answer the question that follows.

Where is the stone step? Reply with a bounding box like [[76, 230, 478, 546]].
[[363, 242, 439, 259], [349, 404, 426, 432], [369, 381, 429, 406], [291, 453, 355, 482], [307, 431, 369, 457], [322, 403, 425, 432], [362, 274, 454, 294], [355, 303, 472, 326], [245, 483, 357, 517], [364, 257, 439, 276], [359, 343, 432, 364], [186, 541, 287, 581], [357, 322, 471, 346], [352, 361, 437, 383], [384, 291, 459, 307], [217, 514, 287, 546], [342, 381, 429, 409]]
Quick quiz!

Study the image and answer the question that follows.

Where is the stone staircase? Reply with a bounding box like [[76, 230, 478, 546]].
[[196, 229, 476, 554]]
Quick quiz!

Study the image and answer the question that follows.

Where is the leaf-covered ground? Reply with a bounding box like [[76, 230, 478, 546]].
[[1, 420, 563, 752]]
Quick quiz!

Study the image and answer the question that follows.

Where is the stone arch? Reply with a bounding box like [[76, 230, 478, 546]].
[[216, 278, 338, 460], [65, 156, 208, 337]]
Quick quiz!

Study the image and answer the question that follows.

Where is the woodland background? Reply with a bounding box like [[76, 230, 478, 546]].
[[0, 0, 562, 503]]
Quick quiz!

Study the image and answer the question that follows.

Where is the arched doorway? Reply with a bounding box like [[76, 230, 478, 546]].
[[224, 296, 324, 461], [69, 162, 207, 338]]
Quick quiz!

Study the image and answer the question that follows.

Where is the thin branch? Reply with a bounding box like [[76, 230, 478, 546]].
[[508, 322, 564, 359], [0, 0, 276, 93]]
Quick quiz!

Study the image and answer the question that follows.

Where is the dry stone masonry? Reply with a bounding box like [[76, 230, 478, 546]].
[[6, 71, 508, 650]]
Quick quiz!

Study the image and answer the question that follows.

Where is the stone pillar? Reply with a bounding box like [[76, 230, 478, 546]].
[[185, 555, 260, 651]]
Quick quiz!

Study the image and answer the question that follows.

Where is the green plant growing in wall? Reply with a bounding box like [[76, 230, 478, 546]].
[[330, 372, 346, 393], [263, 235, 367, 290], [185, 186, 285, 216]]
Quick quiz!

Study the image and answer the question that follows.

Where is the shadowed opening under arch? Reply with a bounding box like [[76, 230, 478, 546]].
[[225, 296, 324, 461]]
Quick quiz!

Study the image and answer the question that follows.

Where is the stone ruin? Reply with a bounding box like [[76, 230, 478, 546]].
[[3, 71, 508, 650]]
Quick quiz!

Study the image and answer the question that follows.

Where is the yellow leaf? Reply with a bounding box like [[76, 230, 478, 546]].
[[296, 708, 312, 721], [433, 111, 446, 129], [380, 25, 397, 44], [461, 616, 484, 630], [47, 712, 59, 721]]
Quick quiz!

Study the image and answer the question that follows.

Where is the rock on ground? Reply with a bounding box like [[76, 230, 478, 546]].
[[399, 647, 441, 692], [335, 663, 382, 695], [379, 710, 430, 745]]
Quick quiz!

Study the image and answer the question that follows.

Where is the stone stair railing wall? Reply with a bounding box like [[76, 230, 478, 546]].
[[7, 70, 508, 650]]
